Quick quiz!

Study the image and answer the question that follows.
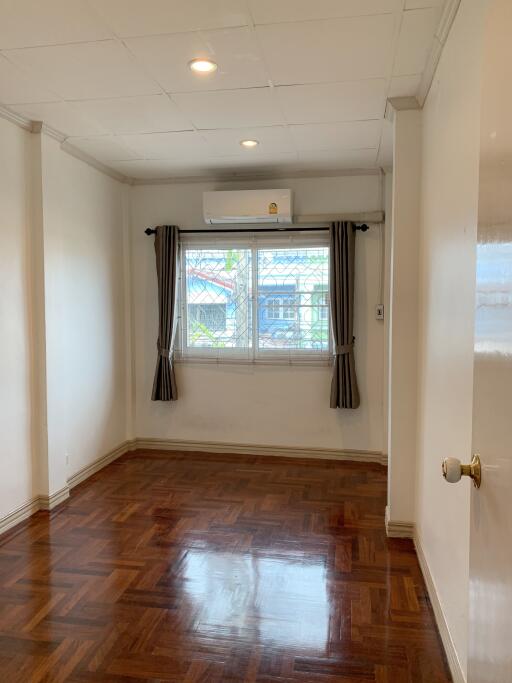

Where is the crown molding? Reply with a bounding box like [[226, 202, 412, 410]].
[[0, 103, 382, 185], [0, 103, 32, 132], [130, 166, 382, 186], [417, 0, 462, 107], [60, 139, 130, 184], [0, 103, 131, 184], [0, 1, 463, 187], [385, 96, 421, 123]]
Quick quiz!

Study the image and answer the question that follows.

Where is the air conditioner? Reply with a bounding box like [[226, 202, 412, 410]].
[[203, 189, 293, 224]]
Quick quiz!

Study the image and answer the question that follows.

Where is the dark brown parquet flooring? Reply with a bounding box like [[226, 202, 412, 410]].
[[0, 450, 451, 683]]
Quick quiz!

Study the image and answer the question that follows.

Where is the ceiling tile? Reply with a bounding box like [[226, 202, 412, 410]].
[[125, 27, 268, 93], [89, 0, 249, 37], [204, 152, 299, 170], [405, 0, 444, 8], [110, 153, 300, 179], [66, 136, 139, 162], [173, 88, 285, 129], [119, 130, 209, 159], [0, 0, 112, 49], [388, 74, 422, 97], [296, 148, 378, 170], [73, 95, 192, 134], [109, 159, 200, 179], [0, 54, 59, 104], [256, 14, 396, 86], [394, 7, 441, 76], [201, 126, 294, 156], [5, 40, 161, 100], [9, 101, 107, 136], [289, 120, 382, 151], [275, 80, 387, 125], [249, 0, 402, 24]]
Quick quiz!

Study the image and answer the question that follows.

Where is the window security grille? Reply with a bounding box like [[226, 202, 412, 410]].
[[179, 235, 330, 362]]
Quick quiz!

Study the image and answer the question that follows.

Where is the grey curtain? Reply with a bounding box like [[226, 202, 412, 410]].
[[330, 222, 360, 409], [151, 225, 179, 401]]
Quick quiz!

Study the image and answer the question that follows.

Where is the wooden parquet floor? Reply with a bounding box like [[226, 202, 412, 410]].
[[0, 450, 451, 683]]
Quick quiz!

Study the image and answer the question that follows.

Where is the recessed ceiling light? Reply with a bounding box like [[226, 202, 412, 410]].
[[240, 139, 259, 148], [189, 58, 218, 74]]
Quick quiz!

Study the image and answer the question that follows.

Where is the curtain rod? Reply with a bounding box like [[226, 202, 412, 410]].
[[144, 224, 370, 236], [144, 211, 384, 236]]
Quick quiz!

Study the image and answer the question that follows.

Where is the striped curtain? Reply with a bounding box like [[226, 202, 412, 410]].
[[329, 222, 360, 409], [151, 225, 179, 401]]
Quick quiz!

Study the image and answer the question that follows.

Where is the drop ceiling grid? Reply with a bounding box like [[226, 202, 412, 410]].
[[0, 0, 445, 178]]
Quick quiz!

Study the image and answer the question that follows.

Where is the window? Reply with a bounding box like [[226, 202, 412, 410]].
[[179, 235, 330, 361]]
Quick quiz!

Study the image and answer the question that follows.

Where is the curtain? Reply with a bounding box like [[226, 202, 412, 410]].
[[329, 222, 360, 409], [151, 225, 179, 401]]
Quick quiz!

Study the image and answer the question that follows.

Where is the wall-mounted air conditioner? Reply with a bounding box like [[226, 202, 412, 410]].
[[203, 189, 293, 224]]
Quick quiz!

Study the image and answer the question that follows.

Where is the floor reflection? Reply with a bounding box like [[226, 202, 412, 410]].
[[183, 549, 329, 651]]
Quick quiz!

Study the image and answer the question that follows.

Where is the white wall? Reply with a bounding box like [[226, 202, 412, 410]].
[[0, 118, 37, 519], [415, 0, 488, 677], [387, 109, 422, 525], [131, 175, 387, 453], [41, 136, 129, 491]]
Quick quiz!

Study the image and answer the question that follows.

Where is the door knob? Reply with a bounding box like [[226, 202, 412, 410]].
[[442, 455, 481, 488]]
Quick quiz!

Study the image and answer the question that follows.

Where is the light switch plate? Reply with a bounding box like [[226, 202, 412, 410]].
[[375, 304, 384, 320]]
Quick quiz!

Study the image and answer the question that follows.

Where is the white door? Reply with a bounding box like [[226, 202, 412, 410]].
[[468, 1, 512, 680]]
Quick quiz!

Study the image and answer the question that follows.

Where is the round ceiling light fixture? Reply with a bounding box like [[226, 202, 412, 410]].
[[188, 58, 218, 74], [240, 139, 259, 148]]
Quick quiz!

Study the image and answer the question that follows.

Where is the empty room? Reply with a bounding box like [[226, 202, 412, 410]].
[[0, 1, 510, 681]]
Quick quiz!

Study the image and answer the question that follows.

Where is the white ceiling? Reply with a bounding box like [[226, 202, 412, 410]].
[[0, 0, 446, 181]]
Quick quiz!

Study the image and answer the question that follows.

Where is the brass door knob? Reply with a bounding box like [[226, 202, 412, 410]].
[[442, 455, 481, 488]]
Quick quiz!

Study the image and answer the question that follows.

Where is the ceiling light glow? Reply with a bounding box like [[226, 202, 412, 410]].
[[240, 139, 259, 148], [189, 58, 218, 73]]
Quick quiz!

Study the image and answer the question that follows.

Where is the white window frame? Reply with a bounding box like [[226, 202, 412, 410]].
[[176, 231, 331, 365]]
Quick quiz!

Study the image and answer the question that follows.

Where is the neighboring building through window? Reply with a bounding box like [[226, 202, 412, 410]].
[[180, 237, 330, 360]]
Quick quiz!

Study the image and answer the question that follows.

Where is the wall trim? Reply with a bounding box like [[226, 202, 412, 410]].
[[0, 103, 33, 131], [384, 510, 465, 681], [67, 440, 134, 490], [417, 0, 461, 106], [39, 486, 70, 511], [0, 485, 70, 538], [130, 167, 383, 186], [133, 437, 387, 465], [0, 105, 383, 186], [0, 438, 385, 539], [0, 104, 130, 184], [385, 505, 415, 538], [0, 441, 132, 539], [60, 139, 129, 185], [0, 496, 41, 537], [414, 532, 466, 683]]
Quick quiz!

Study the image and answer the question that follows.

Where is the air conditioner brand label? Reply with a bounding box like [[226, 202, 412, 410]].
[[269, 202, 278, 215]]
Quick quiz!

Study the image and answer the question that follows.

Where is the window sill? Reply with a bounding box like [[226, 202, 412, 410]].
[[175, 354, 333, 368]]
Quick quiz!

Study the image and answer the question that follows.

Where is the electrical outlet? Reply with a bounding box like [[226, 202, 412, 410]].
[[375, 304, 384, 320]]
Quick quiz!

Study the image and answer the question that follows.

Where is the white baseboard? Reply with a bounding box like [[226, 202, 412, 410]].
[[384, 508, 465, 682], [414, 533, 466, 683], [0, 440, 133, 539], [385, 505, 415, 538], [0, 496, 41, 537], [39, 486, 70, 511], [134, 437, 387, 465], [67, 440, 134, 490], [0, 485, 70, 537], [1, 438, 384, 539]]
